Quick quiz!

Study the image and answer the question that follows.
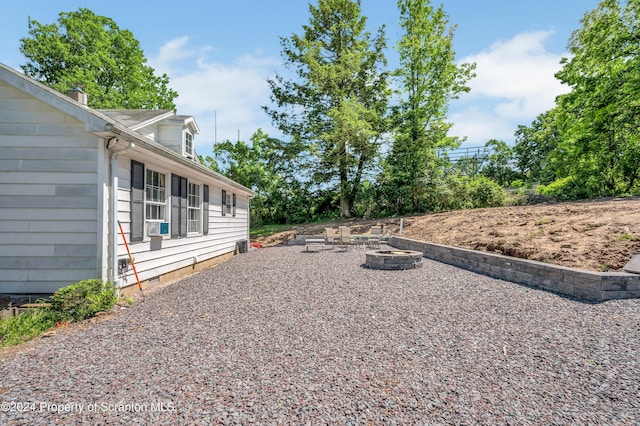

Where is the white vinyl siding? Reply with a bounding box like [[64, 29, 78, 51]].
[[0, 71, 253, 296], [0, 81, 99, 294], [115, 157, 252, 289]]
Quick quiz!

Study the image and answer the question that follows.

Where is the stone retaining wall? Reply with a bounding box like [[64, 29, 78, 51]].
[[390, 236, 640, 302]]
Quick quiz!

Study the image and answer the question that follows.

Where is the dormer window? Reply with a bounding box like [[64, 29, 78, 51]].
[[184, 131, 194, 159]]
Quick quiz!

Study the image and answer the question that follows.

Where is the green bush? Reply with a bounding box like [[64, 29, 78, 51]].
[[50, 279, 117, 322], [467, 176, 506, 208], [537, 176, 592, 200]]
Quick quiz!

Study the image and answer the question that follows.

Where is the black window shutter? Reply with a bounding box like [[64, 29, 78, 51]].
[[171, 174, 181, 238], [232, 193, 236, 217], [130, 160, 145, 242], [203, 185, 209, 235], [222, 189, 227, 217], [171, 174, 188, 238], [180, 177, 188, 237]]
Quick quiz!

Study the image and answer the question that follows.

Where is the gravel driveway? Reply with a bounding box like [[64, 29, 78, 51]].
[[1, 245, 639, 424]]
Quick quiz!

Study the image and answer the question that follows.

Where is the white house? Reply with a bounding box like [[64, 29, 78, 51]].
[[0, 63, 256, 296]]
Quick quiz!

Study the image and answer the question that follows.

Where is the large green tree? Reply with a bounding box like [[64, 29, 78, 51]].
[[513, 108, 561, 185], [479, 139, 520, 187], [384, 0, 475, 213], [264, 0, 390, 217], [554, 0, 640, 195], [205, 130, 322, 225], [20, 8, 178, 110]]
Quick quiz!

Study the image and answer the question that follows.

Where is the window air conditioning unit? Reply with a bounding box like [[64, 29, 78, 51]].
[[148, 222, 169, 236]]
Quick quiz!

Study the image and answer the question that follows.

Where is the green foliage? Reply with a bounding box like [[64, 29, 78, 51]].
[[467, 175, 506, 208], [206, 130, 303, 226], [513, 109, 561, 186], [0, 279, 117, 347], [375, 171, 506, 216], [511, 0, 640, 199], [264, 0, 390, 217], [552, 0, 640, 196], [20, 8, 178, 109], [0, 308, 57, 347], [510, 179, 525, 189], [207, 129, 278, 193], [537, 176, 595, 201], [479, 139, 521, 186], [50, 279, 117, 322], [384, 0, 475, 214]]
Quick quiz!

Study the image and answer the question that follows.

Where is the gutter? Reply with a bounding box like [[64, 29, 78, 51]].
[[107, 128, 135, 290], [248, 194, 256, 247]]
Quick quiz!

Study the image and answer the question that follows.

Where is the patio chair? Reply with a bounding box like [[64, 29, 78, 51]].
[[338, 226, 356, 250], [367, 225, 382, 249], [324, 227, 337, 249], [379, 225, 392, 244]]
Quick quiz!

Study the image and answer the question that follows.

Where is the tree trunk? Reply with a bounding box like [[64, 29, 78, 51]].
[[340, 195, 351, 218]]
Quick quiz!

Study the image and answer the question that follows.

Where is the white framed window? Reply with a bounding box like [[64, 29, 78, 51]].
[[221, 190, 236, 217], [184, 131, 194, 158], [187, 182, 201, 233], [145, 169, 166, 221]]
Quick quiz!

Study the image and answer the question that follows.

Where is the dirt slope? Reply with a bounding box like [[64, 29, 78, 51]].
[[254, 197, 640, 272]]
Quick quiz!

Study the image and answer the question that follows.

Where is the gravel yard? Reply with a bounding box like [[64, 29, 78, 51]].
[[1, 245, 639, 424]]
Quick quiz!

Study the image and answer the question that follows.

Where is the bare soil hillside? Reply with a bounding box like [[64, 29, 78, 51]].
[[253, 197, 640, 272]]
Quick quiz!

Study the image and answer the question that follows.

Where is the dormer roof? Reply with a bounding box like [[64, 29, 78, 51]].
[[97, 109, 174, 130]]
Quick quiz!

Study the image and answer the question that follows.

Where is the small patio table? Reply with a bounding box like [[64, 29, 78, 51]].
[[349, 234, 379, 249], [304, 237, 325, 251]]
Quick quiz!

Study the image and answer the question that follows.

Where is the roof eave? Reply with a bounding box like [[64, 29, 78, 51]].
[[0, 63, 255, 197]]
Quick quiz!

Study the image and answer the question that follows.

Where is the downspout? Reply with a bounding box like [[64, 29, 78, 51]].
[[247, 195, 255, 248], [107, 132, 135, 291]]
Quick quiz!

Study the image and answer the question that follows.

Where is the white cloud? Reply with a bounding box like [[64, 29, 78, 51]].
[[449, 31, 570, 146], [149, 37, 281, 154], [150, 31, 572, 153], [449, 107, 515, 144]]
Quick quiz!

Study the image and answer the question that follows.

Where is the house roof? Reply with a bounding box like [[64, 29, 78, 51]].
[[97, 109, 174, 130], [0, 62, 255, 197]]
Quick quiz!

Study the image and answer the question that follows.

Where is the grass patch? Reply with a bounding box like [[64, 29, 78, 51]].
[[0, 308, 57, 347], [122, 296, 135, 306], [0, 279, 118, 348], [535, 217, 554, 226], [250, 223, 295, 239]]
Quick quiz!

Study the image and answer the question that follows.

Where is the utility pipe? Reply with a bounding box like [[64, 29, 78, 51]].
[[109, 138, 135, 292]]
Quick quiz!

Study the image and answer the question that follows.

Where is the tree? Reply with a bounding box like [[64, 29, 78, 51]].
[[205, 130, 323, 225], [204, 129, 276, 192], [384, 0, 475, 213], [264, 0, 390, 217], [20, 8, 178, 110], [480, 139, 520, 187], [553, 0, 640, 195], [513, 108, 561, 185]]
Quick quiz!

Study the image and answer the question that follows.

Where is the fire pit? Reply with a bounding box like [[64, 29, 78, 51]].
[[365, 249, 423, 270]]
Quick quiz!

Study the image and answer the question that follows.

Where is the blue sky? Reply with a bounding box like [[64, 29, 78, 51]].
[[1, 1, 600, 154]]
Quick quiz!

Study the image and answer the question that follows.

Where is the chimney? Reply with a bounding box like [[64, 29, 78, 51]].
[[68, 86, 87, 105]]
